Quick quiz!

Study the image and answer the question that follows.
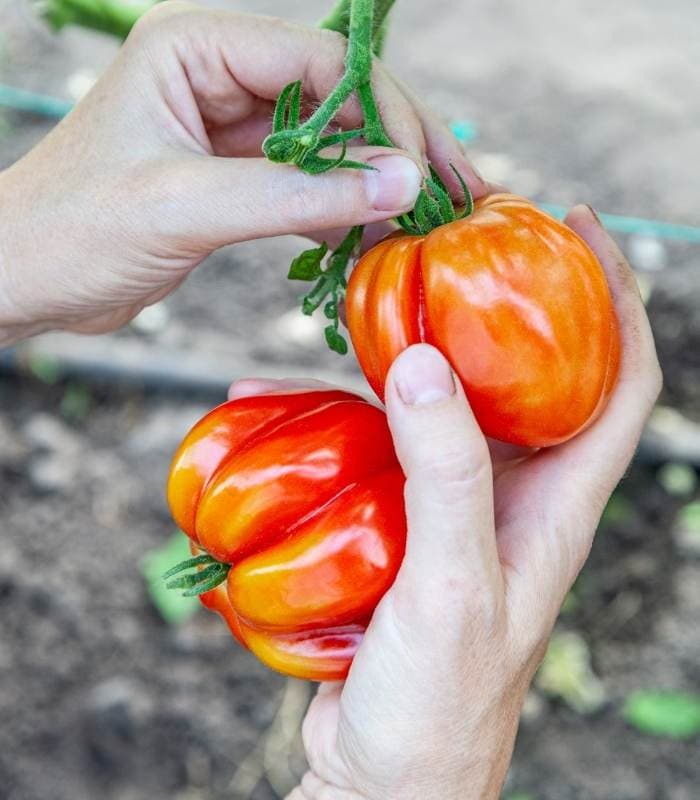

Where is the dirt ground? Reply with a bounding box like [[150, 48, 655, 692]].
[[1, 2, 699, 799]]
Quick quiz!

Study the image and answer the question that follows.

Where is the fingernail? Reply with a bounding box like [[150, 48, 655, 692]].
[[365, 155, 422, 211], [586, 204, 602, 224], [392, 345, 456, 406]]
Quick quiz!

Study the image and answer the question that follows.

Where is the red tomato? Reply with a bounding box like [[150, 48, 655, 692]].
[[167, 389, 406, 680], [346, 194, 621, 447]]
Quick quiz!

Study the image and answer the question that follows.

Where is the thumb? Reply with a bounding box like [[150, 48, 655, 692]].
[[384, 345, 502, 607], [168, 147, 423, 251]]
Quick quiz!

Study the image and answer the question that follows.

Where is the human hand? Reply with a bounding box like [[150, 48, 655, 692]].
[[0, 1, 485, 346], [228, 207, 661, 800]]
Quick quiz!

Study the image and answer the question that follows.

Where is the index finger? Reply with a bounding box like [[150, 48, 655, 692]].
[[132, 4, 429, 167]]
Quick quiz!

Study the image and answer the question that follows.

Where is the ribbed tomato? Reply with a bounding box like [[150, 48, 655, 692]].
[[166, 389, 406, 680], [346, 194, 620, 447]]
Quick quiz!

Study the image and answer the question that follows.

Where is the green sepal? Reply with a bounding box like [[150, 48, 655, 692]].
[[161, 554, 215, 581], [287, 80, 302, 128], [318, 128, 368, 148], [425, 176, 455, 224], [162, 552, 231, 597], [324, 300, 338, 319], [288, 242, 329, 281], [272, 80, 302, 134], [450, 163, 474, 218]]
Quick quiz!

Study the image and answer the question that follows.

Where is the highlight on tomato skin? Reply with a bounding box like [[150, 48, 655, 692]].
[[166, 389, 407, 681], [346, 193, 622, 448]]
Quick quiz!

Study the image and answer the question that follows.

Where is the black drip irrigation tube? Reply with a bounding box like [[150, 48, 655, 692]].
[[1, 334, 697, 466]]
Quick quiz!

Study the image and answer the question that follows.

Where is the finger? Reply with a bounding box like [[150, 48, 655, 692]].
[[227, 377, 334, 401], [166, 147, 422, 250], [370, 62, 428, 170], [133, 5, 429, 166], [208, 107, 274, 157], [389, 75, 489, 200], [500, 205, 662, 611], [542, 205, 662, 498], [303, 219, 397, 252], [384, 345, 502, 610]]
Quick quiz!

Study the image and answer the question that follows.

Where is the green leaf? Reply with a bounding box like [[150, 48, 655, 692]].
[[623, 691, 700, 740], [325, 325, 348, 355], [601, 492, 635, 525], [60, 381, 92, 421], [140, 531, 200, 625], [536, 631, 606, 714], [27, 354, 61, 384], [677, 500, 700, 532], [288, 242, 328, 281]]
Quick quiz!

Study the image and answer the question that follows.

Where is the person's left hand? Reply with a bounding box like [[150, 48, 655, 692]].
[[225, 206, 662, 800], [0, 2, 483, 346]]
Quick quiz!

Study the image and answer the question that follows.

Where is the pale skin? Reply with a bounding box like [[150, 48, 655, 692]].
[[0, 4, 662, 799]]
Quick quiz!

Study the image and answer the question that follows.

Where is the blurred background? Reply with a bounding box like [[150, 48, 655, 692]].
[[0, 1, 698, 798]]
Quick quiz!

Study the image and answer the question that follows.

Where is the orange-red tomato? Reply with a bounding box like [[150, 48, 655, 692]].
[[346, 194, 621, 447], [167, 389, 406, 680]]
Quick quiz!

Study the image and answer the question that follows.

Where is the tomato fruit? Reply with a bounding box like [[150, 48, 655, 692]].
[[346, 194, 621, 447], [167, 389, 406, 680]]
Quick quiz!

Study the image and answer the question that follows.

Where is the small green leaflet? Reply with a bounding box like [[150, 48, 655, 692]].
[[325, 325, 348, 355], [623, 691, 700, 740], [140, 531, 200, 625], [288, 242, 328, 281]]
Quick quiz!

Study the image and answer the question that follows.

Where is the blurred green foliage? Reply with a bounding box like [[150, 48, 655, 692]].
[[657, 463, 698, 497], [140, 531, 200, 625], [623, 691, 700, 740]]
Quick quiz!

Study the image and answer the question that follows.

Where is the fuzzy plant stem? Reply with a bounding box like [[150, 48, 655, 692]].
[[40, 0, 156, 38]]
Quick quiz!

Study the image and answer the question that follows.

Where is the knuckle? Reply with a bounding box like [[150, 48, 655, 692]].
[[290, 172, 366, 227], [314, 28, 350, 59], [128, 0, 196, 42], [412, 443, 491, 506]]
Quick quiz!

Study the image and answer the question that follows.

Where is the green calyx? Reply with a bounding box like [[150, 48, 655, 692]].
[[162, 553, 230, 597], [398, 165, 474, 236]]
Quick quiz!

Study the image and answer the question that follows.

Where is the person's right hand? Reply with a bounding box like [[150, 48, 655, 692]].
[[0, 1, 484, 346], [230, 207, 662, 800]]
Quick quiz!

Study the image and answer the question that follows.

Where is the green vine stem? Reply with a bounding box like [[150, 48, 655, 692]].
[[263, 0, 394, 171], [38, 0, 156, 38], [320, 0, 395, 55], [268, 0, 471, 353]]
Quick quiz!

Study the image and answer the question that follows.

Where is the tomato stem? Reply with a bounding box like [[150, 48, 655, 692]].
[[39, 0, 155, 38], [263, 0, 394, 171], [319, 0, 395, 56], [266, 0, 475, 352]]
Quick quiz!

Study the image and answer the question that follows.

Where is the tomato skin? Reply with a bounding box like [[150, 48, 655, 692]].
[[346, 194, 621, 447], [167, 390, 406, 680]]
